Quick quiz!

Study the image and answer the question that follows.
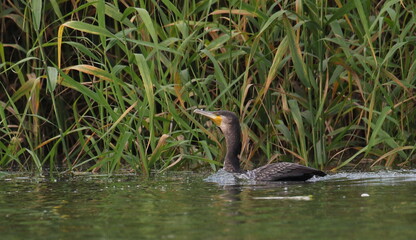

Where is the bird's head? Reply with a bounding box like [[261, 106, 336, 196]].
[[194, 109, 242, 172], [194, 109, 239, 134]]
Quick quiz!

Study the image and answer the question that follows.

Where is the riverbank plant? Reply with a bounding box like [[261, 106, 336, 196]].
[[1, 0, 416, 174]]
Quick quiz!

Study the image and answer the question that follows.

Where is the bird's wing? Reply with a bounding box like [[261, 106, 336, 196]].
[[249, 162, 326, 181]]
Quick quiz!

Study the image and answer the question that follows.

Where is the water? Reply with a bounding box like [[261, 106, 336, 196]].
[[1, 170, 416, 240]]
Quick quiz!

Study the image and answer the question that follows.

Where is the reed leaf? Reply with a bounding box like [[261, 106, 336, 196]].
[[135, 54, 156, 150], [282, 15, 311, 88]]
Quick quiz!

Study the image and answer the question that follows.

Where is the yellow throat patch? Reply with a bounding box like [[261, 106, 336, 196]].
[[211, 116, 222, 126]]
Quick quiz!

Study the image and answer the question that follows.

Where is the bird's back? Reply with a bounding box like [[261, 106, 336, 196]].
[[247, 162, 326, 181]]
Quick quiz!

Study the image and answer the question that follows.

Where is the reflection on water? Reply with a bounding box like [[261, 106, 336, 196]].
[[0, 170, 415, 240]]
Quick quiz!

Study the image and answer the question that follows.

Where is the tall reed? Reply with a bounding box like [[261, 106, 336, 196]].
[[0, 0, 415, 174]]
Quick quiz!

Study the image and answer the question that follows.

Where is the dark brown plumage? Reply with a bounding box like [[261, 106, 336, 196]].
[[194, 109, 326, 181]]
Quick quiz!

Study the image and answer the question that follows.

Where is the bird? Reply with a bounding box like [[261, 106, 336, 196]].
[[194, 109, 326, 181]]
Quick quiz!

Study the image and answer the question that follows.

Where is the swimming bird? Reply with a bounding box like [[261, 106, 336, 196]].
[[194, 109, 326, 181]]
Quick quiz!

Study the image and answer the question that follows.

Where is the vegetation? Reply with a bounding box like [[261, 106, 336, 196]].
[[1, 0, 416, 175]]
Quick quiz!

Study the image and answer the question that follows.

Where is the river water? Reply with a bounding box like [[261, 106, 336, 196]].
[[0, 170, 415, 240]]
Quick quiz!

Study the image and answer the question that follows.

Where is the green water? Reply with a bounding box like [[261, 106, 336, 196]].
[[1, 171, 416, 240]]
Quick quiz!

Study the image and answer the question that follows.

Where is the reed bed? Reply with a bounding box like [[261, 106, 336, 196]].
[[1, 0, 415, 174]]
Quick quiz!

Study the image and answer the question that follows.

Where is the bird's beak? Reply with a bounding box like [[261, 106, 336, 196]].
[[194, 109, 222, 126]]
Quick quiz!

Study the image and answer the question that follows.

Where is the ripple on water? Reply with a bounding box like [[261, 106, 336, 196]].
[[203, 169, 259, 185], [309, 169, 416, 185], [204, 169, 239, 185]]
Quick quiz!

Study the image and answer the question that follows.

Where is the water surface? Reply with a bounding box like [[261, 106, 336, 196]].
[[1, 170, 415, 240]]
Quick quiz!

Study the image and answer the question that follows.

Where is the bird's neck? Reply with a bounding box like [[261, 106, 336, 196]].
[[222, 124, 242, 173]]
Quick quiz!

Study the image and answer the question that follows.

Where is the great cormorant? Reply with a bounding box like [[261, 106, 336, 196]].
[[194, 109, 326, 181]]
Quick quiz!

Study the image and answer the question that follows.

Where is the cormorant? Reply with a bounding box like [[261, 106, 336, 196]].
[[194, 109, 326, 181]]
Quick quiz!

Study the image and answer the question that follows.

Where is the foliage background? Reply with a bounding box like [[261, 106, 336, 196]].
[[1, 0, 416, 174]]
